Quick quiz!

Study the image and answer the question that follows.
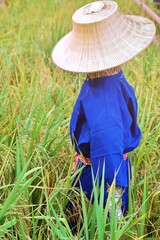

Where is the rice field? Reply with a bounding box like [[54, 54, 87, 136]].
[[0, 0, 160, 239]]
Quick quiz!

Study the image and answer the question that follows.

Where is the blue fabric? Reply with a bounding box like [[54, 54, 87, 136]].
[[70, 70, 141, 211], [72, 160, 130, 211]]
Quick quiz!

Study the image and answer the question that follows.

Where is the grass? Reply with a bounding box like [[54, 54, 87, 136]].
[[0, 0, 160, 239]]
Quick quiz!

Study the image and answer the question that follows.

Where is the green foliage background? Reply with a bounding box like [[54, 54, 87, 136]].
[[0, 0, 160, 239]]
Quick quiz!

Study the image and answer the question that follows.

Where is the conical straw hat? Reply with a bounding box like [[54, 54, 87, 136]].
[[51, 1, 156, 73]]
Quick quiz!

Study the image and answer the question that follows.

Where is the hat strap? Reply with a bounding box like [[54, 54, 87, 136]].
[[87, 66, 121, 79]]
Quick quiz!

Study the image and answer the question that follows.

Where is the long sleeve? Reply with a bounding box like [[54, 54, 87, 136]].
[[118, 76, 142, 152], [70, 81, 90, 157]]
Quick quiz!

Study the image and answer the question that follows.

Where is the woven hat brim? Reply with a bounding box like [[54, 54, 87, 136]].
[[51, 15, 156, 73]]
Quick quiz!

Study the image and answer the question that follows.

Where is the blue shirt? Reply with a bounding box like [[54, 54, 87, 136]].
[[70, 70, 141, 186]]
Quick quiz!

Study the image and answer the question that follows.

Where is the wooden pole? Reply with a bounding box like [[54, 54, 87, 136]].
[[133, 0, 160, 24]]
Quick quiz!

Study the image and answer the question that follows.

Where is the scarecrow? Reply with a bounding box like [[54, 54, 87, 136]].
[[51, 1, 156, 220]]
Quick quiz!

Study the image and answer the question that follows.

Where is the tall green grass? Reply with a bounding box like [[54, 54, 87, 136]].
[[0, 0, 160, 239]]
